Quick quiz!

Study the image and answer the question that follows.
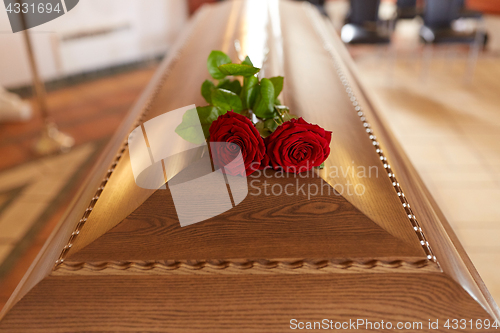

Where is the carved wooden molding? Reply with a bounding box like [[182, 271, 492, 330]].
[[53, 258, 441, 275]]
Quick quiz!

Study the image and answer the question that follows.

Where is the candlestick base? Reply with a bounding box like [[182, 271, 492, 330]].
[[34, 122, 75, 155]]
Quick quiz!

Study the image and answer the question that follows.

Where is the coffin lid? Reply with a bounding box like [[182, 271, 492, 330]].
[[56, 0, 434, 269]]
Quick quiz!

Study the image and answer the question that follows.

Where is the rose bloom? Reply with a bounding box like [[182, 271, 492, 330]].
[[209, 111, 268, 176], [265, 118, 332, 173]]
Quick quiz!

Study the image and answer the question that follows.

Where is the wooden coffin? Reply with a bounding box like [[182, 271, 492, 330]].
[[0, 1, 499, 331]]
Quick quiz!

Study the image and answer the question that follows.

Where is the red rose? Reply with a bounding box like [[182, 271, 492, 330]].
[[265, 118, 332, 173], [209, 111, 267, 176]]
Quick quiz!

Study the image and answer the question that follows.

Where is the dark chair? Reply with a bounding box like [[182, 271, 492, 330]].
[[420, 0, 484, 45], [341, 0, 391, 44], [396, 0, 422, 20], [454, 0, 488, 47], [419, 0, 486, 81], [294, 0, 328, 17], [456, 0, 483, 19]]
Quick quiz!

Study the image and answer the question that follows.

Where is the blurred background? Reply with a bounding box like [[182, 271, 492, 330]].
[[0, 0, 499, 311]]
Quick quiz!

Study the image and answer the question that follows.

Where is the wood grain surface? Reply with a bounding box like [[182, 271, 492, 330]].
[[67, 173, 425, 262], [0, 274, 495, 332]]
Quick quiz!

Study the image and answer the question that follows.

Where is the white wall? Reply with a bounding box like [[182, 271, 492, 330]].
[[0, 0, 188, 88], [485, 15, 500, 53]]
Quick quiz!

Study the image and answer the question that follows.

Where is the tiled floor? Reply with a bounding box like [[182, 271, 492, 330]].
[[0, 66, 158, 171], [355, 51, 500, 305], [0, 66, 157, 312], [0, 144, 95, 266]]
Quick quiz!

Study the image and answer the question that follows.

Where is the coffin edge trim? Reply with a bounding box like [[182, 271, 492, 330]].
[[52, 258, 441, 275]]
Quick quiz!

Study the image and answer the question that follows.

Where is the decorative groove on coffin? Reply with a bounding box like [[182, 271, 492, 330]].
[[53, 258, 441, 275]]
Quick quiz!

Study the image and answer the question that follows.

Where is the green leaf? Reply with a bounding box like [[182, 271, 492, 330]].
[[207, 51, 231, 80], [253, 78, 275, 118], [264, 118, 279, 132], [241, 75, 259, 110], [318, 162, 325, 169], [197, 106, 224, 139], [201, 80, 215, 104], [242, 55, 253, 66], [274, 98, 281, 105], [217, 79, 242, 95], [255, 121, 272, 138], [211, 88, 243, 113], [218, 63, 260, 77], [175, 106, 223, 144], [269, 76, 284, 99]]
